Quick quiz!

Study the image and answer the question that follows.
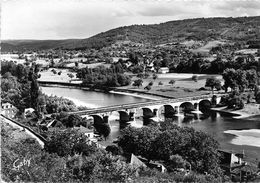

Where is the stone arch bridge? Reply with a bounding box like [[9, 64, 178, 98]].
[[68, 94, 224, 126]]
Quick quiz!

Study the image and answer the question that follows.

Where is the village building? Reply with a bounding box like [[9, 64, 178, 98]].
[[130, 154, 167, 173], [219, 149, 245, 174], [72, 126, 105, 148], [1, 102, 18, 118], [158, 67, 169, 74], [218, 150, 258, 181], [130, 154, 147, 168], [24, 108, 35, 118]]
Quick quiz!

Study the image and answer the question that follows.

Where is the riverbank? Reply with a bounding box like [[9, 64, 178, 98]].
[[110, 90, 165, 100], [224, 129, 260, 148], [211, 103, 260, 119]]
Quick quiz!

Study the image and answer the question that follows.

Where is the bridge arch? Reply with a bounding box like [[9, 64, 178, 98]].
[[180, 102, 194, 112], [118, 111, 130, 123], [163, 104, 175, 118], [90, 114, 106, 125], [199, 99, 212, 113], [142, 107, 154, 118]]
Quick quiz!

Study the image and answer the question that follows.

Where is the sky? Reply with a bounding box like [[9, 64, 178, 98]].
[[1, 0, 260, 40]]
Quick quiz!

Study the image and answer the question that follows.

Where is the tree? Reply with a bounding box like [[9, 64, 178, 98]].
[[67, 73, 74, 80], [144, 85, 151, 91], [105, 145, 123, 155], [169, 79, 176, 86], [94, 123, 111, 140], [227, 94, 244, 109], [144, 72, 150, 79], [67, 114, 82, 127], [192, 75, 198, 82], [28, 67, 40, 115], [256, 92, 260, 104], [158, 81, 163, 86], [132, 79, 143, 88], [50, 59, 55, 67], [118, 124, 221, 176], [153, 73, 158, 80], [222, 69, 235, 92], [95, 153, 137, 182], [246, 69, 257, 90], [222, 69, 250, 92], [129, 52, 139, 65], [167, 154, 191, 171], [118, 126, 160, 161], [137, 73, 144, 79], [45, 129, 94, 157], [205, 77, 221, 94], [148, 81, 153, 86], [153, 129, 184, 160], [235, 69, 249, 92], [132, 65, 143, 74]]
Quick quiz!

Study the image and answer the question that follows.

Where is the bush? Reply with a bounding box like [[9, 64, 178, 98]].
[[158, 81, 163, 85], [192, 75, 198, 82], [198, 87, 206, 91]]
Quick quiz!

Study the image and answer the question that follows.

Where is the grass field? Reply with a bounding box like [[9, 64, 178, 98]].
[[119, 73, 223, 98], [39, 68, 81, 83], [39, 68, 223, 98]]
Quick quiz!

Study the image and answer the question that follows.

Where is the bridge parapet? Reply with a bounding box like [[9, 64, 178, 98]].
[[68, 94, 226, 116]]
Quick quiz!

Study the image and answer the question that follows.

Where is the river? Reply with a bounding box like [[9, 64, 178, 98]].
[[41, 86, 260, 163]]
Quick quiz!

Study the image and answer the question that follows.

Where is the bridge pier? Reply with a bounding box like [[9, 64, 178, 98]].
[[118, 108, 137, 127], [174, 106, 181, 116], [129, 110, 136, 122], [118, 111, 130, 124]]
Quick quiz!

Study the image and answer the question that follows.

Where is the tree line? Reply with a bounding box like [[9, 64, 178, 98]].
[[76, 63, 131, 88], [1, 61, 85, 116], [118, 122, 223, 178]]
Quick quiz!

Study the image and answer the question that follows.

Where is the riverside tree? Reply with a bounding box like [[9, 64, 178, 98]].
[[205, 77, 222, 94], [169, 79, 176, 86], [118, 124, 222, 176], [192, 75, 198, 82], [153, 73, 158, 80], [132, 79, 143, 88], [222, 68, 257, 92]]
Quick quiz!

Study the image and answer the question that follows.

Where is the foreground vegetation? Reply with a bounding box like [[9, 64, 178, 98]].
[[1, 121, 229, 182]]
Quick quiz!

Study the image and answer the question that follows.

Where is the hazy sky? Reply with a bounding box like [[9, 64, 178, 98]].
[[1, 0, 260, 40]]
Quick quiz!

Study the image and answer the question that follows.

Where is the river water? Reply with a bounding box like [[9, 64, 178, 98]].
[[41, 86, 260, 163]]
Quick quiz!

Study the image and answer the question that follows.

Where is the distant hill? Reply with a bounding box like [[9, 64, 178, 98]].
[[2, 16, 260, 52]]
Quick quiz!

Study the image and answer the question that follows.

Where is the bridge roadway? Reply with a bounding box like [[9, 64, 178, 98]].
[[68, 94, 224, 116]]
